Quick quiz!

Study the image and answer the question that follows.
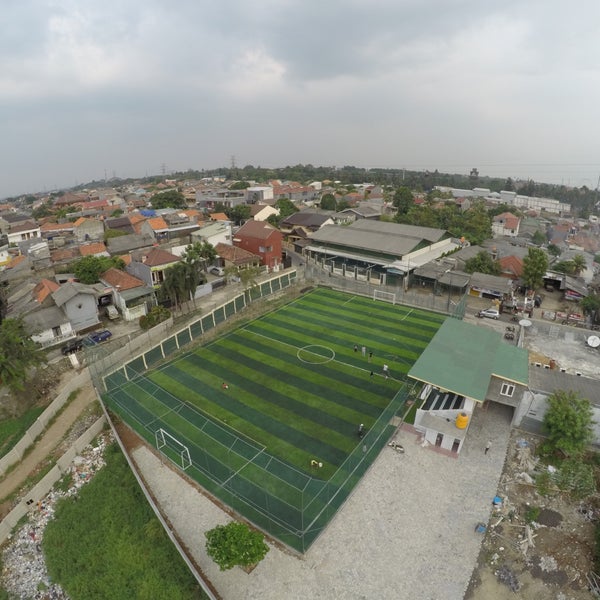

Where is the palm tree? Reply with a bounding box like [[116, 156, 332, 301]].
[[571, 254, 586, 276]]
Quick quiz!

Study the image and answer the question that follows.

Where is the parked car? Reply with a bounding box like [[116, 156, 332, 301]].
[[84, 329, 113, 345], [477, 308, 500, 320], [61, 338, 83, 355], [105, 304, 120, 320], [209, 266, 225, 276]]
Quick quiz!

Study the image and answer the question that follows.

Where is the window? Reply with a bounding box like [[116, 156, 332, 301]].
[[500, 382, 515, 397]]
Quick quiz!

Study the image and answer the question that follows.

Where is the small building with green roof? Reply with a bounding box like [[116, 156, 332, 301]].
[[407, 318, 529, 454]]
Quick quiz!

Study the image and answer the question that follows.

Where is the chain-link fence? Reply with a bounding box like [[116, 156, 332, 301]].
[[303, 263, 466, 319]]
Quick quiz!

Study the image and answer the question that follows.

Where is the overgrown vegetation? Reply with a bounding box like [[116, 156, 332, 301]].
[[139, 306, 172, 330], [0, 405, 45, 457], [43, 443, 204, 599]]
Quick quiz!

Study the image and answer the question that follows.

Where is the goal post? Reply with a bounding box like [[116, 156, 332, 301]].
[[155, 428, 192, 471], [373, 289, 396, 305]]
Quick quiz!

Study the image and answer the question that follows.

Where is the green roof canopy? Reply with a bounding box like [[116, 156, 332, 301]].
[[408, 318, 528, 402]]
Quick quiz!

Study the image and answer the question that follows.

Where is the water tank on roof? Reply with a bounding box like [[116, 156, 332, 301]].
[[455, 412, 469, 429]]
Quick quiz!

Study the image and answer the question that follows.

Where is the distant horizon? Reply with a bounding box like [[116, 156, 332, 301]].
[[3, 162, 599, 201]]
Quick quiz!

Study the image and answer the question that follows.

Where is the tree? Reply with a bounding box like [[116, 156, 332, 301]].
[[273, 198, 298, 219], [229, 181, 250, 190], [464, 251, 501, 275], [547, 244, 561, 257], [73, 255, 125, 284], [227, 204, 251, 226], [392, 187, 413, 215], [205, 522, 269, 571], [150, 190, 186, 209], [580, 293, 600, 325], [522, 247, 549, 291], [571, 254, 586, 275], [159, 262, 200, 311], [460, 203, 492, 245], [182, 241, 216, 274], [0, 318, 44, 393], [551, 260, 576, 275], [531, 230, 546, 246], [542, 390, 594, 458], [319, 193, 337, 211]]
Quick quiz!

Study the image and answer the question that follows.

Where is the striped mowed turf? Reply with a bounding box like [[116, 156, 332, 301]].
[[111, 288, 444, 477]]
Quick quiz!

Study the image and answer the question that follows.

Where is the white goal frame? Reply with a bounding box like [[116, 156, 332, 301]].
[[373, 289, 396, 305], [155, 428, 192, 471]]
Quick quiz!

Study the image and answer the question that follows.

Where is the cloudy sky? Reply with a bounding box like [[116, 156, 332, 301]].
[[2, 0, 600, 198]]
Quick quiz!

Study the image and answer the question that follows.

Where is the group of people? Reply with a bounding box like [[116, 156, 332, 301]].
[[354, 344, 374, 362]]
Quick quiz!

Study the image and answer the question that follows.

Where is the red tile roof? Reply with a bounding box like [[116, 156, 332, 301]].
[[498, 255, 523, 277], [33, 278, 60, 303], [214, 242, 258, 265], [101, 268, 145, 290], [140, 247, 180, 267], [235, 220, 280, 240], [146, 216, 168, 231], [79, 242, 107, 256]]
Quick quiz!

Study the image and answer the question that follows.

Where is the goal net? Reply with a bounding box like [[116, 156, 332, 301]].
[[155, 428, 192, 470], [373, 289, 396, 305]]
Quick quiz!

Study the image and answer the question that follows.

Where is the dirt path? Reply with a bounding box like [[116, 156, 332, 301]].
[[0, 379, 96, 503]]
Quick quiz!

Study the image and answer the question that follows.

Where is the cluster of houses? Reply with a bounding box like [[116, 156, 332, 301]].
[[1, 177, 599, 454]]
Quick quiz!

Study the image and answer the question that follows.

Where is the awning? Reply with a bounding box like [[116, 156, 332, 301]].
[[303, 246, 390, 266]]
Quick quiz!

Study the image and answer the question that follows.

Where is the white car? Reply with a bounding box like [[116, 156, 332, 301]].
[[209, 266, 225, 276], [477, 308, 500, 320]]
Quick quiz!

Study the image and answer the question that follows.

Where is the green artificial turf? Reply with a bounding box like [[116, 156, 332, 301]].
[[105, 287, 445, 551]]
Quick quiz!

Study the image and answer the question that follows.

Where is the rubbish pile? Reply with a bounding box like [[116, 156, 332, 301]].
[[1, 432, 112, 599]]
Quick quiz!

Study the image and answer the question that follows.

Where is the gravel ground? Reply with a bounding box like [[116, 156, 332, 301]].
[[132, 401, 512, 600]]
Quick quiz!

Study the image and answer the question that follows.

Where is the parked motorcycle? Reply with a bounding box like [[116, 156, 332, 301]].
[[505, 326, 515, 332], [504, 332, 515, 340]]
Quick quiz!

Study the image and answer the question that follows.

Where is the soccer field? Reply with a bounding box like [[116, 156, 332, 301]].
[[104, 287, 445, 551]]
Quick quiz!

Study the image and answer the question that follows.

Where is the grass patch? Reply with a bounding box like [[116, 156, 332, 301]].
[[0, 406, 45, 458], [43, 443, 206, 600]]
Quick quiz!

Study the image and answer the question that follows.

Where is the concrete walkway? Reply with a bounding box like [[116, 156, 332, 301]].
[[0, 377, 96, 503], [132, 401, 512, 600]]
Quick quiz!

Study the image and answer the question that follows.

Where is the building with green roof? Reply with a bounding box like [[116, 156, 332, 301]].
[[408, 318, 528, 454]]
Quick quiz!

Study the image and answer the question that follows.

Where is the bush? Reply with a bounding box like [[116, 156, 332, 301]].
[[139, 306, 171, 330], [205, 522, 269, 571]]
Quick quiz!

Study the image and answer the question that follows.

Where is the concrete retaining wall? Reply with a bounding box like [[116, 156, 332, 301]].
[[0, 416, 106, 544], [0, 369, 92, 476]]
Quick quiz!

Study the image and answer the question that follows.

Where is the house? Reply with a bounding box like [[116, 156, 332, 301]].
[[280, 211, 334, 235], [51, 281, 106, 332], [492, 212, 521, 238], [337, 204, 383, 221], [190, 221, 233, 248], [498, 255, 524, 279], [214, 242, 261, 269], [233, 221, 283, 269], [250, 204, 279, 222], [7, 220, 41, 244], [40, 221, 75, 240], [468, 272, 515, 300], [79, 242, 110, 258], [3, 278, 75, 348], [246, 186, 274, 204], [100, 268, 156, 322], [408, 319, 529, 455], [105, 233, 156, 256], [127, 247, 181, 289], [73, 217, 105, 242], [195, 188, 246, 210], [516, 366, 600, 444]]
